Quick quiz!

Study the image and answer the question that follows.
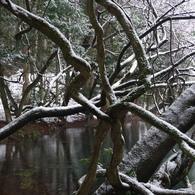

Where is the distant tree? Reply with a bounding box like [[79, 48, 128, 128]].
[[0, 0, 195, 194]]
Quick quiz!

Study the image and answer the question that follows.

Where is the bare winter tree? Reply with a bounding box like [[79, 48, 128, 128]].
[[0, 0, 195, 194]]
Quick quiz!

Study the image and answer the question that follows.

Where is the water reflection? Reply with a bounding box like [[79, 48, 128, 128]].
[[0, 121, 194, 194], [0, 127, 98, 195]]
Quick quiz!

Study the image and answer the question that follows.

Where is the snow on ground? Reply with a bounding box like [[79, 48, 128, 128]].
[[0, 98, 5, 121], [0, 72, 85, 123], [8, 73, 23, 100], [0, 71, 23, 121]]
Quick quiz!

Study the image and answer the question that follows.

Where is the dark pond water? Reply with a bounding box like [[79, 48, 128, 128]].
[[0, 121, 194, 195]]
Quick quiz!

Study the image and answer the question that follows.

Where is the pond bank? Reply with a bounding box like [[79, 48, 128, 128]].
[[0, 118, 98, 140], [0, 114, 142, 141]]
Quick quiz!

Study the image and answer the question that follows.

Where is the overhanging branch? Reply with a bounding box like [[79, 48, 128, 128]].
[[0, 105, 85, 140], [123, 102, 195, 160]]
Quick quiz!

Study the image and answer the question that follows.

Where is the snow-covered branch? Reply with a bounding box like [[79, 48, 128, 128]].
[[123, 102, 195, 160], [45, 65, 71, 97], [150, 51, 195, 81], [150, 81, 195, 88], [140, 15, 195, 40], [86, 168, 195, 195], [151, 148, 194, 189], [96, 0, 151, 80], [0, 0, 112, 121], [149, 44, 193, 59], [87, 0, 117, 104], [144, 183, 195, 195], [0, 105, 85, 140], [79, 169, 154, 195]]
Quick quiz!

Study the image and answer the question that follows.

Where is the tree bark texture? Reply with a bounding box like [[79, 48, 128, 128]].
[[0, 64, 12, 123], [95, 84, 195, 194]]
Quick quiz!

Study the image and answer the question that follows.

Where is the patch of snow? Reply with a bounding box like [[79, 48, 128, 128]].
[[0, 70, 86, 123], [121, 54, 135, 67], [192, 181, 195, 191], [0, 106, 5, 121], [0, 71, 22, 121]]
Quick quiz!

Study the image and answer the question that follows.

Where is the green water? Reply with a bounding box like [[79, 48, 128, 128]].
[[0, 122, 194, 194]]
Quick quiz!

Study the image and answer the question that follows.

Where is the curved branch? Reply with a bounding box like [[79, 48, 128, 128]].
[[0, 0, 90, 74], [156, 0, 187, 22], [0, 0, 111, 121], [17, 50, 57, 116], [140, 15, 195, 41], [154, 51, 195, 80], [115, 14, 195, 79], [144, 183, 195, 195], [87, 0, 116, 104], [0, 105, 85, 140], [14, 26, 32, 40], [76, 121, 111, 195], [123, 102, 195, 160], [107, 120, 128, 189], [152, 148, 194, 189], [80, 169, 154, 195], [96, 0, 151, 80]]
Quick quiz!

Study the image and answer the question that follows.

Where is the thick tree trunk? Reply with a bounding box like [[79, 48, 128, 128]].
[[22, 62, 30, 105], [95, 84, 195, 194], [151, 149, 194, 189], [0, 64, 12, 123]]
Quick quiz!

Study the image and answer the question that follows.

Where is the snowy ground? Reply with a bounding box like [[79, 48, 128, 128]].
[[0, 72, 84, 123], [0, 72, 22, 121], [0, 98, 5, 121]]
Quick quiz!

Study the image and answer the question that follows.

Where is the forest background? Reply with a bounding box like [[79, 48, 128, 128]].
[[0, 0, 195, 194]]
